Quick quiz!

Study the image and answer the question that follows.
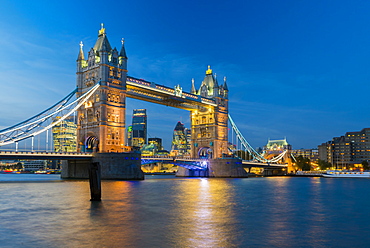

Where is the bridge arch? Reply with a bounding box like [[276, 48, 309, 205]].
[[198, 147, 213, 159], [85, 136, 99, 152]]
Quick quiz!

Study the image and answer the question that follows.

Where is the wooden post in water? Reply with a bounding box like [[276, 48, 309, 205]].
[[88, 162, 101, 201]]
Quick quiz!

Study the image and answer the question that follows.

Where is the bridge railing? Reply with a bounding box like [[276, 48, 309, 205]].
[[141, 155, 209, 161], [0, 151, 93, 156]]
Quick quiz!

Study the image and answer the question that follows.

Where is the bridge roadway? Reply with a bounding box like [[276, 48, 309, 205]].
[[0, 152, 287, 170], [242, 161, 288, 169], [0, 151, 93, 160], [142, 156, 287, 169], [0, 153, 209, 171], [141, 156, 209, 170]]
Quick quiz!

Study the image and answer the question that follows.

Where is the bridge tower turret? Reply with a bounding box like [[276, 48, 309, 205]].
[[119, 38, 128, 71], [190, 66, 229, 159], [76, 24, 128, 153]]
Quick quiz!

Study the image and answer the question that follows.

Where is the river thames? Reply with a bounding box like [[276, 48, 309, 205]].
[[1, 174, 370, 248]]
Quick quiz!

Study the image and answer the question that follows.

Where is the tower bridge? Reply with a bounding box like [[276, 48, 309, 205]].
[[76, 25, 229, 160], [0, 25, 291, 183]]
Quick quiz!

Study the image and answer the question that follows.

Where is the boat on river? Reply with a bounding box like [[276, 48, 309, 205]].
[[323, 170, 370, 178]]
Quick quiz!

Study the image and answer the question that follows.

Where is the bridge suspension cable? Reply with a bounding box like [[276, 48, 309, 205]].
[[0, 83, 100, 147], [228, 114, 288, 163]]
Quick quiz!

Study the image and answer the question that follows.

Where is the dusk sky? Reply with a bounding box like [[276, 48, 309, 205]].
[[1, 0, 370, 150]]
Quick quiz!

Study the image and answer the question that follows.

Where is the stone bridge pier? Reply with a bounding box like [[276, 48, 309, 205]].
[[61, 152, 144, 180]]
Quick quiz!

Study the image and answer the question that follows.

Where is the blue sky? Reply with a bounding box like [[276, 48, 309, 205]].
[[1, 0, 370, 150]]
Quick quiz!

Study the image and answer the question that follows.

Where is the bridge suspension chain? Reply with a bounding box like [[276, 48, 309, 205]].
[[228, 114, 287, 163], [0, 83, 100, 147]]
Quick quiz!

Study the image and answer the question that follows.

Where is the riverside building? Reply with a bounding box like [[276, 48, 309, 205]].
[[22, 160, 47, 171], [318, 128, 370, 169], [291, 149, 319, 161]]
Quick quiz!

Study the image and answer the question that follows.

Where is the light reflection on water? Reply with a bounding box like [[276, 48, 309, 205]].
[[1, 174, 370, 247], [170, 178, 239, 248]]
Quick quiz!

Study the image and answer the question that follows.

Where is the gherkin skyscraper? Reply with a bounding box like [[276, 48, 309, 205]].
[[171, 121, 188, 156]]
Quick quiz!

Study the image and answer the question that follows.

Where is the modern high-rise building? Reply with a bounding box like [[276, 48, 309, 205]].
[[185, 128, 191, 154], [52, 116, 77, 152], [131, 109, 147, 147], [148, 138, 162, 150], [318, 128, 370, 168], [140, 143, 157, 156], [127, 125, 133, 146], [171, 121, 188, 156]]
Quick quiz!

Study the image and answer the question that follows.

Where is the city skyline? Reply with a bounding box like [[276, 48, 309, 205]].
[[2, 1, 370, 150]]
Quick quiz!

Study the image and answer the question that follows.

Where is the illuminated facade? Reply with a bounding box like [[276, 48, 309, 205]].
[[126, 125, 132, 145], [171, 122, 188, 156], [52, 116, 77, 152], [185, 128, 191, 154], [131, 109, 147, 147], [148, 138, 162, 150], [140, 143, 157, 156], [190, 66, 229, 158], [76, 24, 128, 153], [22, 160, 46, 171], [264, 139, 291, 151], [263, 138, 292, 166], [76, 27, 229, 159], [319, 128, 370, 168], [291, 149, 318, 161]]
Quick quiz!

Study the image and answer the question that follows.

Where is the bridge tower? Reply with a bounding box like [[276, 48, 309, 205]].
[[76, 24, 128, 153], [190, 66, 229, 159]]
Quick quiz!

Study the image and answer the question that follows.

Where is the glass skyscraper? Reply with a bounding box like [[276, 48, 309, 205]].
[[185, 128, 191, 154], [171, 121, 189, 156], [52, 116, 77, 152], [130, 109, 147, 147], [148, 137, 163, 150]]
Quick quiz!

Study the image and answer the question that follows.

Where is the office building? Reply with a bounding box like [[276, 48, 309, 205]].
[[131, 109, 147, 147], [127, 125, 133, 146], [291, 149, 319, 162], [148, 138, 162, 150], [22, 160, 46, 171], [185, 128, 191, 154], [171, 121, 188, 156], [140, 143, 157, 156], [52, 116, 77, 152]]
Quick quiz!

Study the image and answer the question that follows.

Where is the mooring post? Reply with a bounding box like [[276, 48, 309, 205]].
[[88, 162, 101, 201]]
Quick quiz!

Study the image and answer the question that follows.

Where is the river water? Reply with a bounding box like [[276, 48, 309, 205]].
[[1, 174, 370, 248]]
